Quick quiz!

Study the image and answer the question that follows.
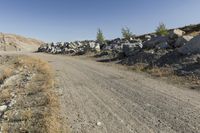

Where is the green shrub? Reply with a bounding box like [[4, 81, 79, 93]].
[[156, 23, 168, 36], [96, 28, 105, 44], [121, 27, 134, 40]]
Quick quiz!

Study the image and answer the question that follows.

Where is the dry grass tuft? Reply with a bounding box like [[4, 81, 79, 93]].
[[0, 67, 13, 83], [0, 87, 12, 103], [187, 31, 200, 36], [131, 63, 200, 89], [146, 66, 174, 77], [186, 74, 200, 85], [131, 63, 148, 72], [16, 56, 62, 132]]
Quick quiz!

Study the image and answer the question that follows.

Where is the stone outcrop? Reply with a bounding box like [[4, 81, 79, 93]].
[[175, 35, 193, 48], [143, 36, 169, 49], [178, 35, 200, 55]]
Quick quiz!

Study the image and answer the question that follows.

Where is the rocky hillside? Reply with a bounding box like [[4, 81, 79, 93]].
[[0, 33, 43, 52]]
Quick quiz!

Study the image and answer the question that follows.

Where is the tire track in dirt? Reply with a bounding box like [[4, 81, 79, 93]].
[[31, 53, 200, 133]]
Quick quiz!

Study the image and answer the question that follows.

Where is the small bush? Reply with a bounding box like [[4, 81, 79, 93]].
[[96, 28, 105, 44], [122, 27, 135, 40], [156, 23, 168, 36]]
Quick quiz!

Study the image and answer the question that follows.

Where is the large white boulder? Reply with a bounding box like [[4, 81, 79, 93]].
[[169, 29, 185, 39], [89, 42, 96, 48], [178, 35, 200, 55], [94, 43, 100, 52]]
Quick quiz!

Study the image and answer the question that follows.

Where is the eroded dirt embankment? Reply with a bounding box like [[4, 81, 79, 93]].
[[0, 55, 63, 133]]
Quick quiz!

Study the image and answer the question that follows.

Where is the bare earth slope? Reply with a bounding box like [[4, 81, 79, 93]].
[[0, 33, 43, 52], [35, 54, 200, 133]]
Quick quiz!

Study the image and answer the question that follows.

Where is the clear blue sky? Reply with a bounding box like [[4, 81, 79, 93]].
[[0, 0, 199, 42]]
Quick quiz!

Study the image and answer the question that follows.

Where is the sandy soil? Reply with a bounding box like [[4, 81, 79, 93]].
[[2, 52, 200, 133]]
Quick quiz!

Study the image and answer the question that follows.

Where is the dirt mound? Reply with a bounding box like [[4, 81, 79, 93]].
[[0, 33, 44, 52]]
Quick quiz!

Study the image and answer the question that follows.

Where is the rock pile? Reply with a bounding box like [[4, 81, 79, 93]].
[[38, 41, 100, 55], [178, 35, 200, 55], [38, 26, 199, 57], [100, 27, 197, 58], [118, 28, 200, 77], [38, 24, 200, 77]]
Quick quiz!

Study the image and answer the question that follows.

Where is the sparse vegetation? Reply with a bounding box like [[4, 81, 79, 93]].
[[0, 56, 64, 133], [96, 28, 105, 44], [130, 63, 200, 90], [146, 66, 174, 77], [156, 23, 169, 36], [121, 27, 134, 40], [0, 67, 13, 84]]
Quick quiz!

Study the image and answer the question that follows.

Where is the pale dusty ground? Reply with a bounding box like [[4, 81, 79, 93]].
[[2, 52, 200, 133]]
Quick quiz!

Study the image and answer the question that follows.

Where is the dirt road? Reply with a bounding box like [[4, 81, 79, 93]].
[[32, 53, 199, 133], [2, 52, 200, 133]]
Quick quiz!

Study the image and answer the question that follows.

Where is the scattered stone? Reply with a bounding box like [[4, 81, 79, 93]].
[[9, 99, 16, 107], [145, 35, 151, 41], [97, 122, 102, 126], [0, 105, 7, 112]]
